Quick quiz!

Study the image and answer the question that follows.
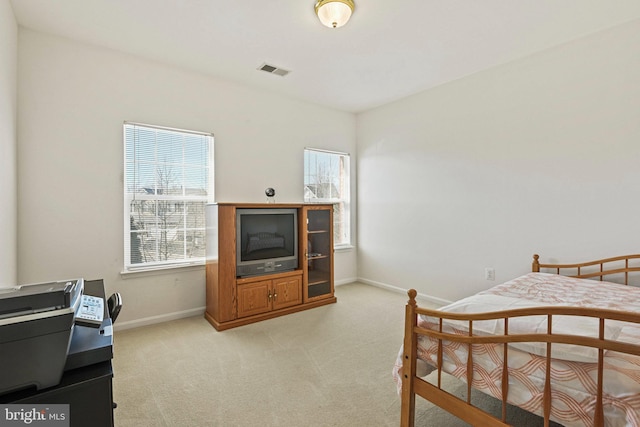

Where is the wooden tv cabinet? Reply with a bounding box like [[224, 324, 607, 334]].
[[204, 203, 336, 331]]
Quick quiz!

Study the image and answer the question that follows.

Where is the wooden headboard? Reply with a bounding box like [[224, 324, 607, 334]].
[[532, 253, 640, 285]]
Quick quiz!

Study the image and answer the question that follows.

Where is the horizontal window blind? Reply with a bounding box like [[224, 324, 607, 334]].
[[124, 122, 214, 271]]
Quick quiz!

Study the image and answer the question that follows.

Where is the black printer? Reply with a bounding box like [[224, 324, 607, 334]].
[[0, 279, 83, 395]]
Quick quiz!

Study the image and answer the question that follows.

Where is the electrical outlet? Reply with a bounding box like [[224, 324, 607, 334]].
[[485, 267, 495, 281]]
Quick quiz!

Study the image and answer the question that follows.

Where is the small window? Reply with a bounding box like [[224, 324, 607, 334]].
[[124, 122, 214, 271], [304, 148, 351, 247]]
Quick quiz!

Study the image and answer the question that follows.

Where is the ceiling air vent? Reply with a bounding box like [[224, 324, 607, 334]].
[[258, 63, 290, 77]]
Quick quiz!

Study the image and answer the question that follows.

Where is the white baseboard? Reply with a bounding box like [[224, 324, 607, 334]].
[[113, 278, 452, 331], [114, 306, 205, 331], [356, 277, 452, 308], [335, 277, 358, 286], [112, 279, 365, 331]]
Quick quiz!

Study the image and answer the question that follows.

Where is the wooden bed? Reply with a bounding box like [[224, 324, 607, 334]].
[[398, 254, 640, 427]]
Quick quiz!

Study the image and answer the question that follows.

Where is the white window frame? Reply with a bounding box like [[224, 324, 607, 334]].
[[304, 148, 351, 248], [123, 122, 214, 272]]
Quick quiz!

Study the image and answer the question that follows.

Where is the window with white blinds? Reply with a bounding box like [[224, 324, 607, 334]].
[[124, 122, 214, 271], [304, 148, 351, 247]]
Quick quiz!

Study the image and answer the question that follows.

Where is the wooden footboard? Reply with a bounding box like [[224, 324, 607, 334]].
[[400, 254, 640, 427]]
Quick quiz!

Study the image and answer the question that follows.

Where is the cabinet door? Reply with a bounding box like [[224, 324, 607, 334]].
[[302, 206, 334, 302], [237, 280, 271, 318], [272, 276, 302, 311]]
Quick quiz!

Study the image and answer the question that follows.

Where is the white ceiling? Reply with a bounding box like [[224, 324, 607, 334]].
[[10, 0, 640, 113]]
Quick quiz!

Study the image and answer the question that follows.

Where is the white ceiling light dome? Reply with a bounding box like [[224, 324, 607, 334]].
[[314, 0, 355, 29]]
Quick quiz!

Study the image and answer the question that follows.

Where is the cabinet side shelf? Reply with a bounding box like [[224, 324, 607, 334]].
[[308, 270, 329, 282], [308, 280, 330, 286]]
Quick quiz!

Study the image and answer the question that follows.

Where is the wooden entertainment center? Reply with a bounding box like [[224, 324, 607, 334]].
[[204, 203, 336, 331]]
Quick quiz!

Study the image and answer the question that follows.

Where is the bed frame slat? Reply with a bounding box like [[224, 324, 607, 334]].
[[544, 315, 552, 427], [437, 318, 443, 388], [595, 319, 605, 426], [467, 320, 473, 404], [501, 318, 509, 423]]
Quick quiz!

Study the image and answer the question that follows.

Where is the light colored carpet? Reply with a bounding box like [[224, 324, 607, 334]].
[[112, 282, 560, 426]]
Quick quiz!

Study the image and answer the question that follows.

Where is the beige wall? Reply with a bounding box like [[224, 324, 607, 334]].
[[15, 14, 640, 326], [17, 29, 357, 327], [357, 19, 640, 303], [0, 0, 17, 287]]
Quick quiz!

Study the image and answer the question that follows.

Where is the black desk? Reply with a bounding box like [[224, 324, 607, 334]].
[[0, 279, 115, 427]]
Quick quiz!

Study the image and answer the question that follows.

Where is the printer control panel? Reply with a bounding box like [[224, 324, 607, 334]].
[[76, 294, 104, 327]]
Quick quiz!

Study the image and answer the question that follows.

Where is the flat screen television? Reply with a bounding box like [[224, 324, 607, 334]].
[[236, 208, 298, 277]]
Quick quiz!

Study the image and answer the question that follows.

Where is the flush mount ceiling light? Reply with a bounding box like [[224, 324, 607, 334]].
[[314, 0, 355, 29]]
